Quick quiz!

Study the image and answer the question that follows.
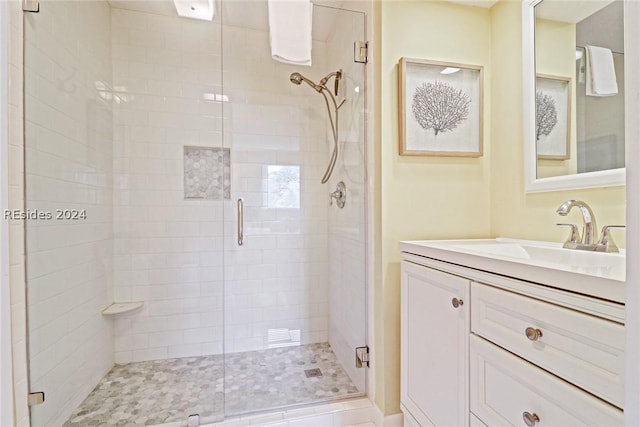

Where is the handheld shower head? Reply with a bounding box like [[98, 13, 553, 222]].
[[289, 72, 322, 92], [290, 72, 304, 85]]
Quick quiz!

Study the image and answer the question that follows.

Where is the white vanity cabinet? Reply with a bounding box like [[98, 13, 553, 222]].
[[400, 245, 625, 427], [401, 261, 470, 427]]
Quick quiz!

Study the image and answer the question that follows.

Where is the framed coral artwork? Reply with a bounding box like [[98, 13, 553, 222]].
[[398, 58, 483, 157], [535, 74, 571, 160]]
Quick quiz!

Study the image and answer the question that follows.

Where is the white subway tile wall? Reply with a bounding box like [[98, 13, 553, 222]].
[[111, 5, 333, 361], [24, 2, 115, 425], [111, 7, 226, 364], [221, 16, 332, 354]]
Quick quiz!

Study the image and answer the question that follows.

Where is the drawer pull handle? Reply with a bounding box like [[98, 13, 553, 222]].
[[525, 327, 542, 341], [451, 298, 463, 308], [522, 412, 540, 426]]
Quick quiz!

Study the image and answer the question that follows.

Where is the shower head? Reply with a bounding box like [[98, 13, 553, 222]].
[[289, 72, 304, 85], [289, 72, 323, 92]]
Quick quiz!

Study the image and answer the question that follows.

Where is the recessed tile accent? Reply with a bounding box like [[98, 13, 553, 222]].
[[184, 146, 230, 200], [63, 343, 359, 426]]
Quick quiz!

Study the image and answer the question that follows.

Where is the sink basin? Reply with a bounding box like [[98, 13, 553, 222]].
[[450, 239, 625, 273], [399, 238, 625, 303]]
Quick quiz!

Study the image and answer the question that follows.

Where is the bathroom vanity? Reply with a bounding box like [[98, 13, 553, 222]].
[[399, 239, 625, 426]]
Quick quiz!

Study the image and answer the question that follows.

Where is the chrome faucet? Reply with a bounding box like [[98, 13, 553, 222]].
[[556, 199, 597, 245], [556, 199, 625, 252]]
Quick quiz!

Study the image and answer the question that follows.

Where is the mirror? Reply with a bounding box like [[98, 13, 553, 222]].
[[523, 0, 626, 192]]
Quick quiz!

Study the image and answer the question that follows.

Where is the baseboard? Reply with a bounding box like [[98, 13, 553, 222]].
[[373, 403, 404, 427], [201, 397, 377, 427]]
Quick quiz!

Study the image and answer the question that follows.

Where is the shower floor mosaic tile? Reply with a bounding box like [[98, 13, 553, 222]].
[[64, 343, 359, 426], [223, 342, 359, 416]]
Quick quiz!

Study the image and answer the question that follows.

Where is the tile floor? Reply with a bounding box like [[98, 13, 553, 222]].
[[64, 343, 360, 426]]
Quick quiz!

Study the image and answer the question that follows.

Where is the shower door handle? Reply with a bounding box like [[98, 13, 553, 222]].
[[237, 198, 244, 246]]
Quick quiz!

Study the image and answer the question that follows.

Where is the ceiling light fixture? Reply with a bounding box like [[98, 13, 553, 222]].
[[173, 0, 215, 21], [441, 67, 461, 75]]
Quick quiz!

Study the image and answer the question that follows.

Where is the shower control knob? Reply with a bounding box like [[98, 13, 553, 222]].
[[329, 181, 346, 208], [522, 412, 540, 426]]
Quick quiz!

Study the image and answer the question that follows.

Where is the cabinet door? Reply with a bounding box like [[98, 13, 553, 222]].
[[401, 261, 470, 427]]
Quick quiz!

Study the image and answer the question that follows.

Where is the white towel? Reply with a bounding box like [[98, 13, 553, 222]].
[[268, 0, 313, 66], [585, 45, 618, 97]]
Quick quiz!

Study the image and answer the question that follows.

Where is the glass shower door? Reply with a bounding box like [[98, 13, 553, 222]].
[[24, 4, 118, 424], [221, 2, 367, 415], [24, 0, 365, 422], [24, 2, 226, 425]]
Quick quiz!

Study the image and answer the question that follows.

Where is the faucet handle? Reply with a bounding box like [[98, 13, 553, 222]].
[[597, 225, 625, 253], [556, 223, 581, 245]]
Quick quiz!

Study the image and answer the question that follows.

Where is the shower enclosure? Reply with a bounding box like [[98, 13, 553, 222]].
[[23, 1, 367, 425]]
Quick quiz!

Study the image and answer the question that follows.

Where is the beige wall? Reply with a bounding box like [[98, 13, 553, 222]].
[[535, 18, 577, 178], [378, 0, 492, 414], [376, 0, 626, 416]]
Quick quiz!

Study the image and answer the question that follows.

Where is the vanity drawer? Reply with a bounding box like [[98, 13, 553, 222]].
[[470, 335, 623, 426], [471, 282, 624, 407]]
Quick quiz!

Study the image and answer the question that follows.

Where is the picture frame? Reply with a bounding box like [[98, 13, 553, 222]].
[[535, 74, 571, 160], [398, 57, 483, 157]]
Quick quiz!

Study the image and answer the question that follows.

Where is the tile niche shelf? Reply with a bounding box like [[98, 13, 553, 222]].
[[101, 302, 144, 316]]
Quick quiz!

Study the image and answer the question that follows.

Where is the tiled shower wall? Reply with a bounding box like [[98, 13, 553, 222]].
[[110, 8, 225, 363], [24, 2, 115, 425], [221, 17, 331, 353], [111, 6, 331, 361], [326, 9, 367, 392]]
